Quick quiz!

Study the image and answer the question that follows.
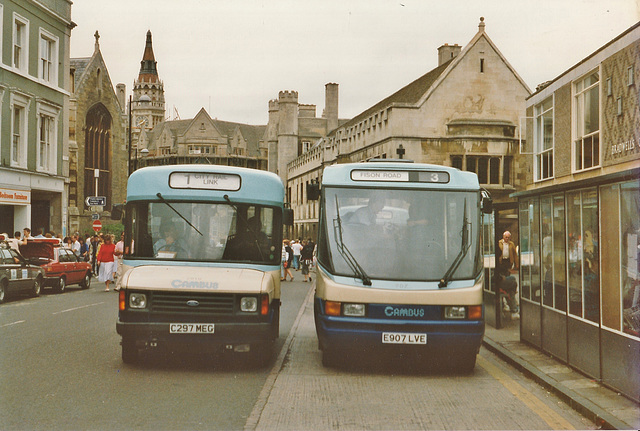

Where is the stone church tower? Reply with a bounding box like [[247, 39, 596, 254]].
[[131, 30, 165, 152]]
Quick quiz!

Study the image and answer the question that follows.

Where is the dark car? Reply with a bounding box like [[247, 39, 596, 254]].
[[0, 241, 44, 303], [19, 239, 92, 292]]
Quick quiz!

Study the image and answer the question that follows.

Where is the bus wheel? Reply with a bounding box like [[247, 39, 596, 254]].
[[122, 339, 139, 364]]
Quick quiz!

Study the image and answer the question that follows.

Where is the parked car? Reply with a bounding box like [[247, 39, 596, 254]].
[[19, 239, 92, 292], [0, 240, 44, 303]]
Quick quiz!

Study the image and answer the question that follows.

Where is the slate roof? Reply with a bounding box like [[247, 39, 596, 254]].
[[70, 57, 91, 91], [339, 59, 453, 131]]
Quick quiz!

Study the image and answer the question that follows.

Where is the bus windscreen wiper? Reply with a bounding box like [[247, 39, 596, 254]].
[[438, 198, 471, 288], [156, 193, 203, 236], [333, 196, 372, 286]]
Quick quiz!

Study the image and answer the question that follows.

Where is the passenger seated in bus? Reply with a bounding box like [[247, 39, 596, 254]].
[[153, 223, 189, 259], [223, 216, 271, 262], [348, 195, 385, 226]]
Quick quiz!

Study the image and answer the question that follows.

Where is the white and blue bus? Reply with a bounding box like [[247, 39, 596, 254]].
[[312, 161, 492, 371], [114, 165, 292, 364]]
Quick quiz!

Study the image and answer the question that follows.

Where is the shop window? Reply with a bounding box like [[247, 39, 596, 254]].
[[567, 188, 600, 322], [519, 199, 541, 302], [535, 97, 554, 180], [552, 195, 567, 311], [574, 72, 600, 171], [541, 197, 553, 307], [602, 181, 640, 337]]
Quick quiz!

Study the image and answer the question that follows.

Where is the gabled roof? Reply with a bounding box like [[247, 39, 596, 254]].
[[336, 18, 531, 134], [70, 33, 123, 112], [417, 18, 531, 106], [149, 108, 267, 156], [339, 60, 452, 130]]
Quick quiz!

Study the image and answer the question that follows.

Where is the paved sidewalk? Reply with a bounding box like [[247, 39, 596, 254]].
[[484, 319, 639, 430]]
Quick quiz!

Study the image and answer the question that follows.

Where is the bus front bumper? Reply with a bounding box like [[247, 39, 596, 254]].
[[116, 319, 277, 351], [315, 312, 484, 357]]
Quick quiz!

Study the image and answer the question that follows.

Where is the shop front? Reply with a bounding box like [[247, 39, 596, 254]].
[[516, 169, 639, 402]]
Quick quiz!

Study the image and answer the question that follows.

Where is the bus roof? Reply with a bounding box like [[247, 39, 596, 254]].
[[126, 165, 285, 205], [321, 161, 480, 190]]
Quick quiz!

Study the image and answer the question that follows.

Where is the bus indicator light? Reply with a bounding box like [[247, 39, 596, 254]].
[[325, 300, 342, 316]]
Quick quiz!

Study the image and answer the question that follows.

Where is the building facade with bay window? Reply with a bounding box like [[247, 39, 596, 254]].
[[519, 22, 639, 402]]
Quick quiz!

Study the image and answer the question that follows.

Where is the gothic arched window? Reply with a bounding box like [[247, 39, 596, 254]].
[[84, 103, 112, 206]]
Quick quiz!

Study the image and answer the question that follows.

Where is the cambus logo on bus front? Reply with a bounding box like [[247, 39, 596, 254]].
[[384, 306, 425, 317]]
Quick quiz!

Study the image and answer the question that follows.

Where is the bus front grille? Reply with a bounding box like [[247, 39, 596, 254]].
[[150, 291, 235, 316]]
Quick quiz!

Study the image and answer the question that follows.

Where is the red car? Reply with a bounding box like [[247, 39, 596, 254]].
[[19, 239, 92, 292]]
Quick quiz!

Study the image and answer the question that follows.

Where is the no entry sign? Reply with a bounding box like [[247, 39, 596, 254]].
[[92, 220, 102, 232]]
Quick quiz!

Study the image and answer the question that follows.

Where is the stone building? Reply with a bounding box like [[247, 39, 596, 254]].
[[517, 22, 639, 402], [0, 0, 73, 237], [142, 107, 267, 169], [287, 18, 532, 241], [68, 32, 127, 234]]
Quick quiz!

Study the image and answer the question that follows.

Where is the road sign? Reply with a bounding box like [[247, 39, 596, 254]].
[[86, 196, 106, 206], [91, 213, 100, 221], [92, 220, 102, 232]]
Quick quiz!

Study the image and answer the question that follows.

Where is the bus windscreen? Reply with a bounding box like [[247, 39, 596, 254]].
[[319, 188, 481, 283]]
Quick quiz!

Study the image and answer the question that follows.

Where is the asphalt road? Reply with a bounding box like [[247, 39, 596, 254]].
[[0, 276, 595, 430]]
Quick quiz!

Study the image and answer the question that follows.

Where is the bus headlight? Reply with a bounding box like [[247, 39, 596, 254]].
[[444, 306, 466, 319], [343, 303, 366, 317], [129, 293, 147, 309], [240, 297, 258, 312]]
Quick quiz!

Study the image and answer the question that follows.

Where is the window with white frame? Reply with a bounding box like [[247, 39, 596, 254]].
[[535, 97, 554, 180], [13, 14, 29, 72], [10, 93, 29, 168], [36, 102, 59, 173], [574, 71, 600, 171], [39, 29, 58, 85], [39, 115, 52, 170]]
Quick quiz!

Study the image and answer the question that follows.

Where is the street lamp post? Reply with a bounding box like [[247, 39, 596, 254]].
[[128, 96, 132, 176]]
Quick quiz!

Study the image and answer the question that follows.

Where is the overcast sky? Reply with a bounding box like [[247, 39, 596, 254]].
[[69, 0, 638, 125]]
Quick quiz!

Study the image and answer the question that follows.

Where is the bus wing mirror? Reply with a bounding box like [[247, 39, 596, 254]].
[[111, 204, 124, 220], [306, 182, 320, 201], [283, 208, 294, 226], [481, 191, 492, 214]]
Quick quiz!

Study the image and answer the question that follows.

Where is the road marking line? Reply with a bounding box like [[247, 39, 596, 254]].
[[52, 302, 105, 315], [244, 284, 315, 431], [1, 320, 25, 328], [477, 355, 575, 430]]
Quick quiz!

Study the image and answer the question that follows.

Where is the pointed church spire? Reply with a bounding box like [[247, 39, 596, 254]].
[[138, 30, 158, 83]]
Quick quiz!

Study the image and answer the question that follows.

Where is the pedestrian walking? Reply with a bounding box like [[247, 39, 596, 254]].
[[282, 239, 294, 281], [96, 234, 116, 291], [90, 234, 100, 276], [114, 232, 125, 291], [291, 239, 302, 270], [301, 239, 314, 282]]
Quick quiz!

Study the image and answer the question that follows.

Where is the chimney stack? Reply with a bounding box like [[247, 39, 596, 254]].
[[437, 43, 461, 66]]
